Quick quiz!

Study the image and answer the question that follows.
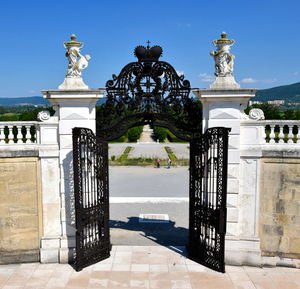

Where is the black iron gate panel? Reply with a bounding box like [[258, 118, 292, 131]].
[[73, 127, 110, 271], [189, 127, 230, 273]]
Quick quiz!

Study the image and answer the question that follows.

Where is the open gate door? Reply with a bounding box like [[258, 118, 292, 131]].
[[189, 127, 230, 273], [73, 127, 110, 271]]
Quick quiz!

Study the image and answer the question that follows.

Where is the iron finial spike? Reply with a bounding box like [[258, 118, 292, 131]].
[[146, 40, 151, 48]]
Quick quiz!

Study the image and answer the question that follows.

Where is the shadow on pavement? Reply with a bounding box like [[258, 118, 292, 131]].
[[110, 217, 189, 256]]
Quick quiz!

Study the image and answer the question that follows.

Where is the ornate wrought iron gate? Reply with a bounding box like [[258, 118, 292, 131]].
[[73, 127, 110, 271], [72, 43, 230, 273], [189, 127, 230, 273]]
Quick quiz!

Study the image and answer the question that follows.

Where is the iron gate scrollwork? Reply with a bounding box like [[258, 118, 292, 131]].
[[72, 43, 230, 273], [97, 42, 202, 141], [73, 127, 110, 271], [189, 127, 230, 273]]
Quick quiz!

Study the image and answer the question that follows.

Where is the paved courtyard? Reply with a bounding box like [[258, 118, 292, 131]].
[[0, 246, 299, 289], [109, 166, 189, 198], [109, 166, 189, 245]]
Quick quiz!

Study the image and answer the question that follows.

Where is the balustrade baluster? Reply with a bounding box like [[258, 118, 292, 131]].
[[7, 126, 14, 143], [35, 125, 40, 143], [0, 127, 4, 144], [295, 125, 299, 144], [278, 125, 284, 143], [25, 125, 32, 143], [269, 124, 276, 144], [16, 125, 23, 143], [288, 125, 294, 144]]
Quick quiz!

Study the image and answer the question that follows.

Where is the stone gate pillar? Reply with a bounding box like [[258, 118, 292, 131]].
[[193, 32, 262, 265], [41, 90, 104, 262], [40, 35, 105, 262]]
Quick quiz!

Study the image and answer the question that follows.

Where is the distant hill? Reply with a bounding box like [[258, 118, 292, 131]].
[[0, 96, 107, 106], [0, 96, 50, 106], [255, 82, 300, 103]]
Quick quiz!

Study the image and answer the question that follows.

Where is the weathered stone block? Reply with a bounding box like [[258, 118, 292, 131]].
[[261, 236, 281, 252], [0, 158, 41, 263], [275, 200, 285, 214], [289, 238, 300, 253], [260, 158, 300, 259], [263, 224, 283, 236], [276, 214, 291, 226], [279, 236, 290, 253]]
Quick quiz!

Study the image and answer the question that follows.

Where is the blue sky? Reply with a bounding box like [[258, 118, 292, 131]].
[[1, 0, 300, 97]]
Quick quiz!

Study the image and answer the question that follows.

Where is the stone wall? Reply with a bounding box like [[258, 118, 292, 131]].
[[0, 157, 42, 264], [259, 158, 300, 259]]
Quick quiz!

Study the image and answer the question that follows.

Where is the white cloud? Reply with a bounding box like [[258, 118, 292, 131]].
[[176, 70, 184, 76], [29, 89, 36, 93], [199, 73, 214, 82], [294, 72, 299, 76], [240, 77, 257, 83]]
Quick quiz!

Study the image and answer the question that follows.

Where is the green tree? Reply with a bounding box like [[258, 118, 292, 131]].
[[283, 109, 296, 120], [0, 114, 19, 121]]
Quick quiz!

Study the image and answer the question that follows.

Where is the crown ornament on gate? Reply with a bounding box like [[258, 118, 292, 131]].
[[134, 41, 163, 62]]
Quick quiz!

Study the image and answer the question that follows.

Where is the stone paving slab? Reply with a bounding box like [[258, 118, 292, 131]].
[[0, 246, 299, 289]]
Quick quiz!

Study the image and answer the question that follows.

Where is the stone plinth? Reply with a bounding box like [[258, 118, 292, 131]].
[[41, 89, 105, 263], [58, 77, 89, 90], [210, 76, 240, 89]]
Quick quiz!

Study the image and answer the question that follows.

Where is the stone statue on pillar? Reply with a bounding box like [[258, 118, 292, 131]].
[[209, 32, 240, 89], [59, 34, 90, 90]]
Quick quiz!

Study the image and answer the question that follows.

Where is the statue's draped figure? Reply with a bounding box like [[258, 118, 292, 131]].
[[64, 35, 90, 78], [59, 34, 90, 89], [210, 32, 235, 77]]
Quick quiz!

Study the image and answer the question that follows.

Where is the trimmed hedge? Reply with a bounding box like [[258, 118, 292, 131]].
[[166, 130, 187, 143], [118, 146, 133, 160], [127, 126, 143, 142], [164, 146, 178, 161], [153, 126, 168, 142]]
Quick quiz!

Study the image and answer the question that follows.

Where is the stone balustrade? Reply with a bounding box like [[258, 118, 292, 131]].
[[241, 120, 300, 146], [0, 121, 39, 144], [0, 120, 58, 145], [1, 119, 299, 146], [264, 120, 300, 144]]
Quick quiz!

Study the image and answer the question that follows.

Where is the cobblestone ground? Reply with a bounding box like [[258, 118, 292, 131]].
[[0, 246, 299, 289]]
